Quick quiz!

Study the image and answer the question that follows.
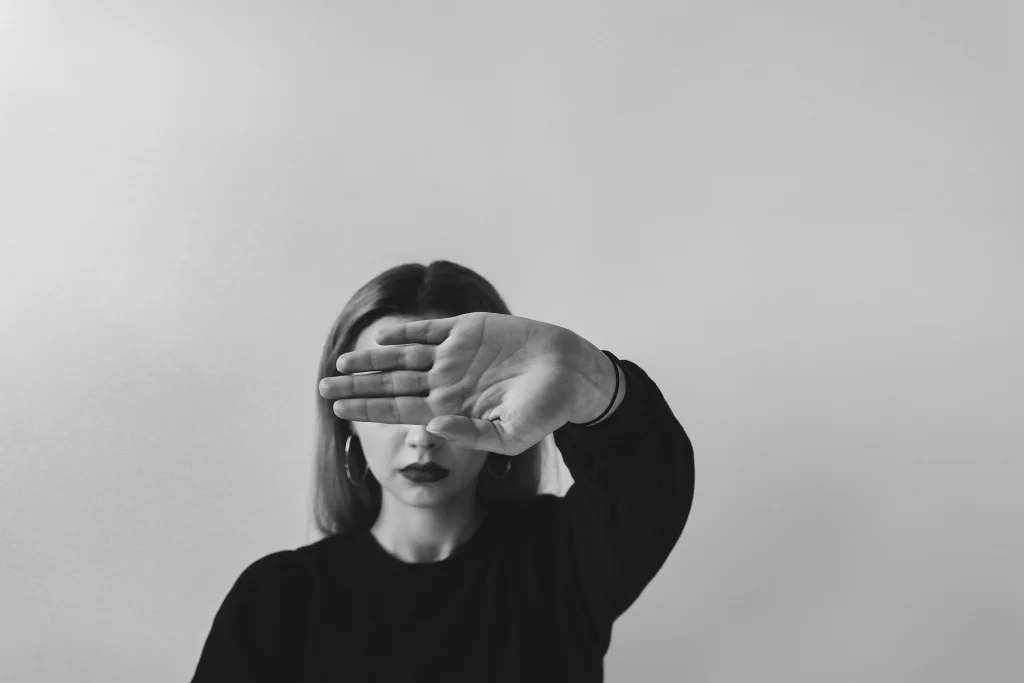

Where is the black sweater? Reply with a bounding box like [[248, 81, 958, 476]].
[[191, 357, 695, 682]]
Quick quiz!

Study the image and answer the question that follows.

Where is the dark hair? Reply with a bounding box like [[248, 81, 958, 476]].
[[311, 260, 545, 538]]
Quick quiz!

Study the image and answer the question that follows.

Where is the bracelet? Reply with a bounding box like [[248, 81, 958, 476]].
[[576, 350, 622, 427]]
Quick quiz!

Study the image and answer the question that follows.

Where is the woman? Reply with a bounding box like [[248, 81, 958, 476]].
[[192, 260, 695, 682]]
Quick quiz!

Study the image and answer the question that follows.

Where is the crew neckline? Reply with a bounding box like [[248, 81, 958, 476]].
[[358, 509, 498, 575]]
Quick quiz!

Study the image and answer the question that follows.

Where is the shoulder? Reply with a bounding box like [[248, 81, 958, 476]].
[[229, 533, 369, 601], [201, 549, 316, 645], [226, 534, 358, 603], [226, 548, 313, 602]]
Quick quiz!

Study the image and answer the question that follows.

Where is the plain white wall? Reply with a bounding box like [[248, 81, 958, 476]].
[[2, 1, 1021, 681]]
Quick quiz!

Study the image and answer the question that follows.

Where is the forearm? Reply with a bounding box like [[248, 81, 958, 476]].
[[553, 354, 695, 624], [566, 337, 628, 426]]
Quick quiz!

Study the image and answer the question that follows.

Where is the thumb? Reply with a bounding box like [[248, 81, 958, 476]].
[[426, 416, 503, 452]]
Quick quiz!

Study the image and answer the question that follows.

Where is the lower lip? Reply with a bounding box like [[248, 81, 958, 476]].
[[400, 469, 449, 483]]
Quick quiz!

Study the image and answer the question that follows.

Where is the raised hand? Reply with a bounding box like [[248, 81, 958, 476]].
[[317, 312, 614, 456]]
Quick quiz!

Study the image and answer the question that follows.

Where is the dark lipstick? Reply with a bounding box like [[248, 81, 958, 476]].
[[400, 463, 449, 483]]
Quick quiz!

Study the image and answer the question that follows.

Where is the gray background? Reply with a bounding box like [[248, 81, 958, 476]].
[[1, 1, 1021, 681]]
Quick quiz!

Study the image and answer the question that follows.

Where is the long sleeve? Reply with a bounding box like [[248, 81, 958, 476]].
[[191, 551, 313, 683], [551, 355, 695, 632]]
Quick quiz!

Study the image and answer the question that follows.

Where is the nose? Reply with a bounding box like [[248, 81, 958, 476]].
[[406, 424, 444, 448]]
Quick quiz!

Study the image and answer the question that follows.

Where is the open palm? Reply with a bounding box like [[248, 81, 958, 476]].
[[318, 312, 595, 455]]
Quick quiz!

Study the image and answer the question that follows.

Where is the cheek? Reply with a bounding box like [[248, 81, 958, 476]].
[[452, 452, 489, 481], [362, 451, 390, 478], [352, 430, 395, 473]]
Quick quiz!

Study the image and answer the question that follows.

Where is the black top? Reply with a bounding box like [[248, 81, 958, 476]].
[[191, 357, 695, 682]]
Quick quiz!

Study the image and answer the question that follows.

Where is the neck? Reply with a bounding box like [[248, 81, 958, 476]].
[[371, 487, 485, 563]]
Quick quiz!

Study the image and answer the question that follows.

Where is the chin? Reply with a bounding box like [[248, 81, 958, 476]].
[[391, 479, 467, 508], [399, 492, 458, 509]]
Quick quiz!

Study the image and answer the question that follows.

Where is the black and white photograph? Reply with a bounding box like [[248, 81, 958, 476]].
[[1, 2, 1020, 681]]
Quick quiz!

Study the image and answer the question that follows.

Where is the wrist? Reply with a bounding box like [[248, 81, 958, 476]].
[[566, 338, 626, 425]]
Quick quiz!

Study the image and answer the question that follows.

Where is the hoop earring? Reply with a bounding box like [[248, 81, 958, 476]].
[[344, 434, 368, 486], [486, 454, 512, 479]]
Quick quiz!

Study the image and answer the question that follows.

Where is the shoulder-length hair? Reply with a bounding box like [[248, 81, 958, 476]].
[[311, 260, 546, 538]]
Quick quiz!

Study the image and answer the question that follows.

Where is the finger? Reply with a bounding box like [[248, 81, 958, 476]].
[[332, 396, 432, 424], [336, 344, 435, 374], [374, 316, 457, 346], [319, 371, 430, 400]]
